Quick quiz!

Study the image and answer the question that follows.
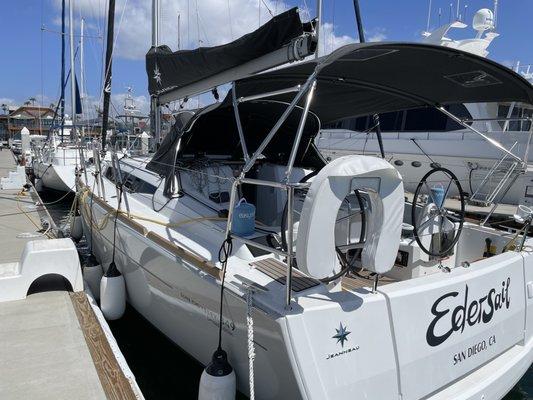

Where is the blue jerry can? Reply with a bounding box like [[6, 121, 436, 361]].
[[232, 198, 256, 236]]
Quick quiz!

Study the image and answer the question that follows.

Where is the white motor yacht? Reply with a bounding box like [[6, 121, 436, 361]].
[[316, 6, 533, 209]]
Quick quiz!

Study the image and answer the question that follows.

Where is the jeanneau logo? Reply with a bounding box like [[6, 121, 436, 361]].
[[332, 322, 351, 348], [426, 278, 511, 347], [326, 322, 359, 360]]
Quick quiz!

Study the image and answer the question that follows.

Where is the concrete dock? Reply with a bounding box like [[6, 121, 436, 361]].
[[0, 150, 142, 399], [0, 151, 54, 263]]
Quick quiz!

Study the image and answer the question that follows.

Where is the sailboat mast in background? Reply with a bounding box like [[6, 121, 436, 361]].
[[69, 0, 76, 141], [101, 0, 116, 151], [151, 0, 161, 145], [60, 0, 66, 140]]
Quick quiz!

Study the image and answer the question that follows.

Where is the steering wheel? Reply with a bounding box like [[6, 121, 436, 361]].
[[411, 167, 465, 257]]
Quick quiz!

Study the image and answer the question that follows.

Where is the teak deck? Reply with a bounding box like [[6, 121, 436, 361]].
[[342, 271, 397, 291], [250, 257, 320, 292], [250, 257, 398, 293], [70, 292, 138, 400]]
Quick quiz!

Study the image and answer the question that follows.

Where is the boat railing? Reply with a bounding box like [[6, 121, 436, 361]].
[[223, 73, 318, 309], [469, 142, 521, 206], [225, 177, 311, 309]]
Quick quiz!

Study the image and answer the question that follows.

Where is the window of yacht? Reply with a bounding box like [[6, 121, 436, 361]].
[[104, 166, 157, 195], [323, 104, 471, 132], [498, 104, 533, 131]]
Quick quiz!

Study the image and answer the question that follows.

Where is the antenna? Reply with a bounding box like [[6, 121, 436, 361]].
[[456, 0, 460, 20], [316, 0, 323, 58], [493, 0, 498, 29], [177, 12, 181, 50], [438, 7, 442, 25], [449, 3, 453, 23], [464, 4, 468, 23], [426, 0, 432, 32]]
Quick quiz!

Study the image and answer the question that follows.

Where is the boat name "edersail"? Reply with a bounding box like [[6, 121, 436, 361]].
[[426, 277, 511, 347]]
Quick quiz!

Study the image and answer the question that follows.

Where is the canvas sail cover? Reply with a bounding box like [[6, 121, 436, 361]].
[[146, 7, 308, 98]]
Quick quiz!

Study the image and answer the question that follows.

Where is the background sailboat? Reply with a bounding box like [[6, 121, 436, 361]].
[[33, 0, 88, 193]]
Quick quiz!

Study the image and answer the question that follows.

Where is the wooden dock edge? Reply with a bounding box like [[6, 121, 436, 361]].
[[70, 292, 142, 400]]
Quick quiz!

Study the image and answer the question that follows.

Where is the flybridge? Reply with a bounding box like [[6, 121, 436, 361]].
[[146, 7, 317, 104]]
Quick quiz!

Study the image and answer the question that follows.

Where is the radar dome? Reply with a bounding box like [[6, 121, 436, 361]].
[[473, 8, 495, 31]]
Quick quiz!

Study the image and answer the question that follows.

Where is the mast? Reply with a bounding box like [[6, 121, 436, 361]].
[[151, 0, 161, 145], [80, 17, 84, 136], [101, 0, 116, 151], [60, 0, 66, 141], [69, 0, 76, 141], [80, 17, 84, 111], [353, 0, 366, 42]]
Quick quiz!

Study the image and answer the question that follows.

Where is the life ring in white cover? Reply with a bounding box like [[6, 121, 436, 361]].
[[296, 156, 404, 279]]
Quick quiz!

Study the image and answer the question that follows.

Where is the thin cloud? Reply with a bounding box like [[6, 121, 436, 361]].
[[319, 23, 357, 56], [367, 27, 387, 42], [0, 98, 16, 106]]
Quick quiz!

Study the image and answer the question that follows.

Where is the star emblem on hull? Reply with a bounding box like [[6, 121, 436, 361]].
[[332, 322, 351, 348]]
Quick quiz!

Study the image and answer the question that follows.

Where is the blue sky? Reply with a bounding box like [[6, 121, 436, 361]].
[[0, 0, 531, 116]]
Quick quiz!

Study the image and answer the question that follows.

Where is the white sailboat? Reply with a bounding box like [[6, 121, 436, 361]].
[[77, 6, 533, 399], [33, 0, 88, 193], [316, 4, 533, 210], [33, 121, 81, 192]]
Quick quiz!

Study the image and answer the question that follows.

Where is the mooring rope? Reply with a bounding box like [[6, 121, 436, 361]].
[[246, 287, 256, 400]]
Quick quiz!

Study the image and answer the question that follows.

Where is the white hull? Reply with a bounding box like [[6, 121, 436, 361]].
[[33, 161, 76, 192], [32, 145, 84, 193], [78, 171, 533, 399]]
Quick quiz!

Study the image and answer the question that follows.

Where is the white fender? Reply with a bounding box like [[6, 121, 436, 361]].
[[198, 350, 236, 400], [70, 215, 83, 241], [297, 156, 404, 279], [100, 274, 126, 320], [34, 178, 43, 191], [198, 370, 236, 400]]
